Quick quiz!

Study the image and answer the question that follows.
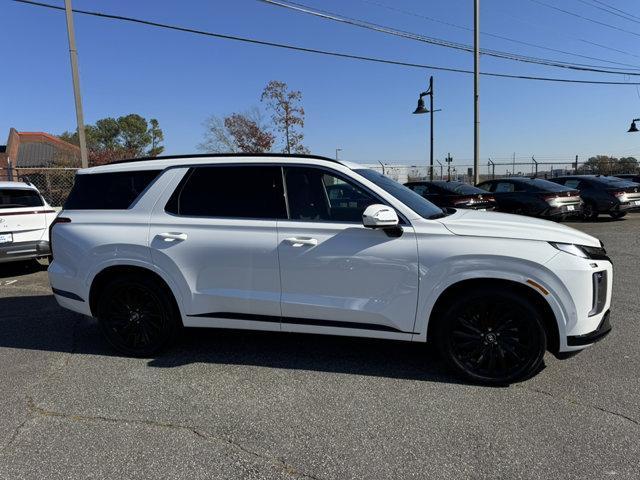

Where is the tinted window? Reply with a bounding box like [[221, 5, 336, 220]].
[[167, 166, 286, 219], [406, 184, 429, 196], [495, 182, 515, 193], [436, 182, 484, 194], [0, 188, 43, 208], [285, 167, 378, 222], [354, 169, 444, 219], [563, 179, 581, 190], [64, 170, 160, 210], [590, 176, 637, 187], [523, 178, 572, 192], [477, 182, 493, 192]]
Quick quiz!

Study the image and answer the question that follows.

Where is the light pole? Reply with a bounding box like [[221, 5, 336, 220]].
[[335, 148, 342, 160], [413, 76, 441, 181], [445, 153, 453, 181], [628, 118, 640, 133], [473, 0, 480, 185]]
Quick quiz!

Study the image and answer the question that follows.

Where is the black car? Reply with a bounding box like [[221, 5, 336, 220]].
[[476, 177, 582, 219], [550, 175, 640, 219], [614, 173, 640, 184], [404, 181, 496, 210]]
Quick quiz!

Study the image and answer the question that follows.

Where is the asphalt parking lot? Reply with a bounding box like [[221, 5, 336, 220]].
[[1, 215, 639, 480]]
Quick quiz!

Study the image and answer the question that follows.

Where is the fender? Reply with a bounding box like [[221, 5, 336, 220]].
[[412, 254, 575, 350]]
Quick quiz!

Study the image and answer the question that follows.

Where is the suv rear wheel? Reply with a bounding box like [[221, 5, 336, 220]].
[[96, 274, 181, 356], [436, 289, 547, 384]]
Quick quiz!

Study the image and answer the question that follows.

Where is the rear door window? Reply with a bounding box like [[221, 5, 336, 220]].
[[494, 182, 515, 193], [563, 179, 581, 190], [166, 166, 286, 219], [0, 189, 43, 209], [408, 184, 429, 196], [65, 170, 160, 209]]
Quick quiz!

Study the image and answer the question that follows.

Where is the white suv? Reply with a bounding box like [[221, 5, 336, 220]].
[[48, 154, 613, 384], [1, 181, 55, 263]]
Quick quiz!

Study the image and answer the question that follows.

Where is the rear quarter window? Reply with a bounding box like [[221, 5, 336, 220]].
[[64, 170, 161, 210], [0, 188, 44, 208]]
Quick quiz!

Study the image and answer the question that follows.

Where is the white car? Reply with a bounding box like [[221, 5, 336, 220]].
[[48, 154, 613, 384], [0, 181, 55, 263]]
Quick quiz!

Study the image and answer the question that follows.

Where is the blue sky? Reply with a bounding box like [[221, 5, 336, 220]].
[[2, 0, 640, 168]]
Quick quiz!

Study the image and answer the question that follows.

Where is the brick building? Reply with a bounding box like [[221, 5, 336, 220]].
[[0, 128, 81, 179]]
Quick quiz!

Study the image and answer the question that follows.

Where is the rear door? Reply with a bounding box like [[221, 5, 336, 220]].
[[0, 187, 50, 249], [276, 165, 419, 337], [148, 165, 286, 331]]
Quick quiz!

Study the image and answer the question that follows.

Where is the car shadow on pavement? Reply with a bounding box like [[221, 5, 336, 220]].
[[0, 294, 469, 385], [0, 260, 48, 279]]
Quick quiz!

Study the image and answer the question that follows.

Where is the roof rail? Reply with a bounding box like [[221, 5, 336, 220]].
[[106, 152, 341, 166]]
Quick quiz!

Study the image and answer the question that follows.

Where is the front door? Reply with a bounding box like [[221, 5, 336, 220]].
[[149, 165, 287, 331], [277, 166, 420, 337]]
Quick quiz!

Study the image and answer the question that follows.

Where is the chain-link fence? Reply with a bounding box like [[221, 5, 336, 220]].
[[1, 166, 79, 207]]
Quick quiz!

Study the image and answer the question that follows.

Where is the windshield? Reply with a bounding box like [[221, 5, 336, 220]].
[[354, 169, 445, 219]]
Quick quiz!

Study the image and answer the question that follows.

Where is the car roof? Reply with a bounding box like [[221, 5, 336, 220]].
[[0, 181, 38, 191], [79, 153, 363, 174]]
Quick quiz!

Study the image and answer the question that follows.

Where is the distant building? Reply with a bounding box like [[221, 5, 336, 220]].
[[0, 128, 81, 170]]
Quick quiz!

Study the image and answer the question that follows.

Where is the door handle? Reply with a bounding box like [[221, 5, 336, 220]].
[[284, 237, 318, 247], [158, 232, 188, 242]]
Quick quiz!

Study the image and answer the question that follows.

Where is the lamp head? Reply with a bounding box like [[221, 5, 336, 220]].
[[628, 119, 639, 133], [413, 96, 429, 114]]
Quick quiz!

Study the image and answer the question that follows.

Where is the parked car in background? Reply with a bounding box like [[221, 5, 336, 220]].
[[550, 175, 640, 220], [0, 181, 55, 263], [476, 177, 582, 220], [613, 173, 640, 184], [49, 153, 613, 385], [404, 180, 496, 211]]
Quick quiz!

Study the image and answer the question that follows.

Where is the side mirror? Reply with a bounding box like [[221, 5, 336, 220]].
[[362, 204, 399, 228]]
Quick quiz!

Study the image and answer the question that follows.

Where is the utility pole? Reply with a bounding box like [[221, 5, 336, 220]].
[[335, 148, 342, 160], [445, 153, 453, 181], [473, 0, 480, 185], [64, 0, 88, 168]]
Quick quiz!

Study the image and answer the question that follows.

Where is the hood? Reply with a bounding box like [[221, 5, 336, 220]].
[[437, 209, 600, 247]]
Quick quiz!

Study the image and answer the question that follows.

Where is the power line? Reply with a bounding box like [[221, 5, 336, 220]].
[[593, 0, 640, 21], [356, 0, 640, 70], [528, 0, 640, 38], [8, 0, 640, 85], [258, 0, 640, 76]]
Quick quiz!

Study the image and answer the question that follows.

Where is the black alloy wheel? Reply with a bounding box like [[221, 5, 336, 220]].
[[437, 289, 547, 384], [97, 274, 181, 356]]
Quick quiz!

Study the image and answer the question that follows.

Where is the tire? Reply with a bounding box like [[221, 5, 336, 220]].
[[96, 273, 182, 357], [609, 211, 626, 219], [582, 202, 598, 221], [436, 288, 547, 385]]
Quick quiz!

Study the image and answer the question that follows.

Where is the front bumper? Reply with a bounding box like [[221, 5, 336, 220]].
[[0, 240, 50, 263], [567, 310, 611, 346]]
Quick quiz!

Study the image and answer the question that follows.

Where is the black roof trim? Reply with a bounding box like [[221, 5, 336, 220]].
[[106, 152, 341, 166]]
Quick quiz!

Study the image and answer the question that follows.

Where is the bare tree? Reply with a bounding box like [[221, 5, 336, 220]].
[[261, 80, 308, 154], [198, 108, 274, 153]]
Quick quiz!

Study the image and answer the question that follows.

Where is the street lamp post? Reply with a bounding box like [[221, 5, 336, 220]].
[[628, 118, 640, 133], [413, 76, 441, 181], [335, 148, 342, 160]]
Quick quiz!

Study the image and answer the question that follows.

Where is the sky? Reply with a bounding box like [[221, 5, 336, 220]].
[[2, 0, 640, 169]]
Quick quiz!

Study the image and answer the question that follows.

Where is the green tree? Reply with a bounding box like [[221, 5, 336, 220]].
[[260, 80, 308, 154], [583, 155, 618, 175], [618, 157, 638, 173], [59, 114, 164, 165]]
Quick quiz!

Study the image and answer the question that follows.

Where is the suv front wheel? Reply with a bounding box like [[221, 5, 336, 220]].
[[436, 289, 547, 384], [96, 273, 181, 357]]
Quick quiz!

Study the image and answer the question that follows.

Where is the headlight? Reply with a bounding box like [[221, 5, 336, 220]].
[[549, 242, 610, 261], [550, 242, 588, 258]]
